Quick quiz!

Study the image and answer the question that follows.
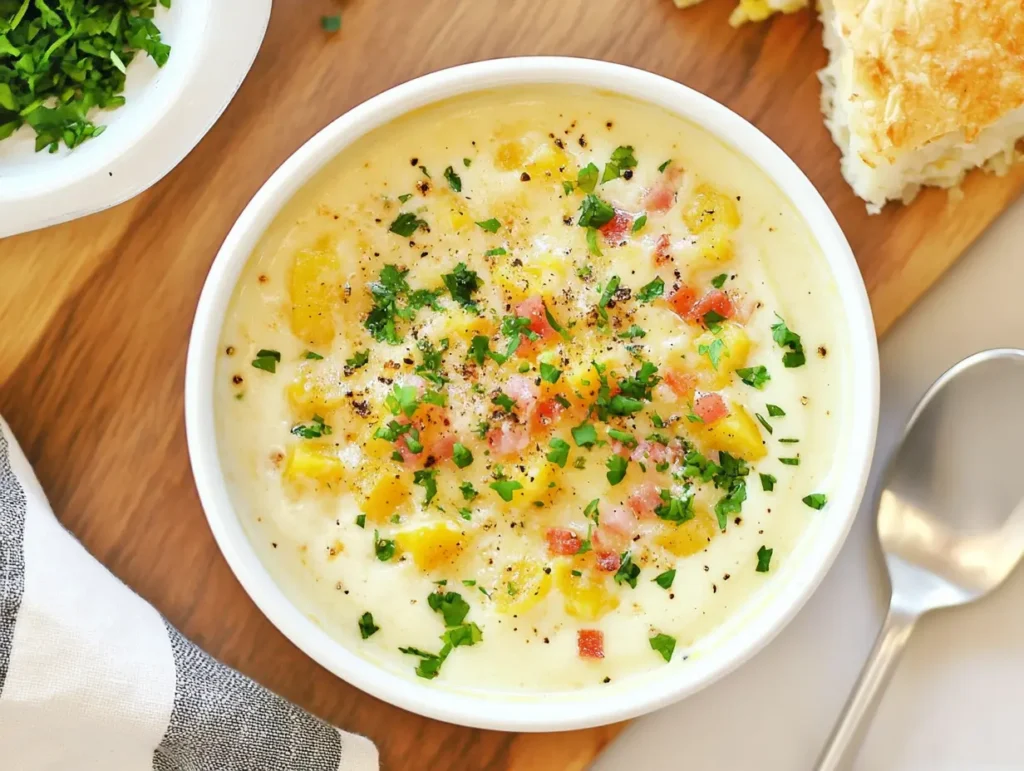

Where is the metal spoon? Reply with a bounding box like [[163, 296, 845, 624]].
[[815, 348, 1024, 770]]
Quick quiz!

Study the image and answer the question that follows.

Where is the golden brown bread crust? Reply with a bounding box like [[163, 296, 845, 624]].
[[833, 0, 1024, 157]]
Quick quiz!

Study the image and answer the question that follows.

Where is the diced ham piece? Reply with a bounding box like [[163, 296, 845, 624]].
[[662, 370, 697, 401], [487, 422, 530, 456], [627, 481, 664, 518], [515, 295, 558, 343], [546, 528, 582, 556], [599, 210, 633, 243], [644, 183, 676, 214], [694, 391, 729, 424], [405, 374, 428, 396], [427, 434, 456, 463], [595, 551, 622, 572], [691, 289, 735, 323], [593, 505, 636, 553], [653, 234, 672, 265], [668, 284, 698, 318], [610, 440, 633, 459], [578, 629, 605, 659], [504, 374, 539, 417], [531, 397, 566, 432]]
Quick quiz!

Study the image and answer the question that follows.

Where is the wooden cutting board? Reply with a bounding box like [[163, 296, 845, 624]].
[[1, 1, 1022, 768]]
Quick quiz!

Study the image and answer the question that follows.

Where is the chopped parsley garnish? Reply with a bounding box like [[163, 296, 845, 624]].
[[606, 455, 628, 485], [441, 262, 481, 308], [572, 421, 598, 448], [491, 392, 516, 413], [484, 247, 507, 256], [428, 590, 471, 627], [458, 508, 472, 521], [418, 165, 430, 178], [413, 469, 438, 505], [649, 632, 676, 662], [463, 157, 472, 167], [711, 273, 729, 289], [601, 145, 637, 182], [584, 498, 601, 523], [364, 265, 416, 344], [321, 14, 342, 31], [562, 180, 574, 195], [385, 383, 420, 418], [358, 612, 379, 639], [613, 552, 640, 588], [290, 414, 333, 439], [443, 165, 462, 192], [771, 314, 807, 368], [400, 646, 447, 679], [355, 514, 366, 528], [577, 162, 599, 193], [616, 360, 661, 403], [398, 193, 413, 203], [452, 443, 473, 469], [653, 568, 676, 589], [468, 335, 505, 366], [546, 438, 570, 468], [539, 362, 562, 383], [658, 159, 672, 173], [344, 350, 369, 370], [631, 214, 648, 233], [500, 314, 539, 358], [608, 428, 636, 447], [780, 457, 801, 466], [373, 530, 396, 561], [755, 413, 773, 434], [698, 338, 727, 370], [586, 227, 602, 256], [760, 473, 777, 492], [303, 350, 324, 360], [389, 212, 427, 237], [489, 477, 522, 502], [711, 451, 749, 530], [655, 487, 696, 523], [577, 194, 615, 229], [597, 275, 621, 321], [779, 438, 799, 444], [459, 481, 478, 501], [736, 365, 770, 389], [618, 325, 647, 340], [636, 277, 665, 303], [251, 349, 280, 373], [767, 403, 786, 417], [475, 217, 501, 232], [803, 493, 827, 510], [442, 622, 483, 648], [755, 545, 774, 573]]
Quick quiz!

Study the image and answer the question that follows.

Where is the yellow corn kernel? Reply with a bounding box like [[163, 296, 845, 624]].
[[284, 444, 344, 486], [553, 561, 620, 621], [361, 473, 412, 524], [495, 140, 525, 171], [693, 322, 752, 389], [700, 403, 766, 461], [395, 520, 470, 572], [290, 247, 340, 346], [287, 367, 347, 418], [492, 558, 553, 614], [654, 509, 718, 557], [682, 184, 741, 234]]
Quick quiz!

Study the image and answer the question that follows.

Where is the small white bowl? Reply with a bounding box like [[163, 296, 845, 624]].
[[185, 57, 879, 732]]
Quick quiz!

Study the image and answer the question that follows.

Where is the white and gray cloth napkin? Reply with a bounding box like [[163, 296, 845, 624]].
[[0, 419, 378, 771]]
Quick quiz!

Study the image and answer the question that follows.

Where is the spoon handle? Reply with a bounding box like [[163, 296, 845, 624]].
[[814, 605, 918, 771]]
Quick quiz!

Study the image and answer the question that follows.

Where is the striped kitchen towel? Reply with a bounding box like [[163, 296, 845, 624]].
[[0, 418, 378, 771]]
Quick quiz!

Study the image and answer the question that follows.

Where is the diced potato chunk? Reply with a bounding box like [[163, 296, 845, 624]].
[[287, 366, 347, 418], [699, 403, 766, 461], [284, 445, 344, 486], [682, 184, 741, 234], [395, 520, 470, 572], [361, 473, 412, 524], [654, 509, 717, 557], [525, 143, 573, 181], [492, 558, 553, 615], [520, 460, 562, 506], [495, 140, 526, 171], [290, 247, 341, 345], [494, 253, 569, 303], [693, 322, 752, 389], [553, 560, 620, 621]]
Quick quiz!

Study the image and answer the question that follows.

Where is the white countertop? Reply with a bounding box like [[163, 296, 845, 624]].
[[594, 195, 1024, 771]]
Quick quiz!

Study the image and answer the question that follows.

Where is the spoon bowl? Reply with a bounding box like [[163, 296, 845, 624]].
[[817, 349, 1024, 769]]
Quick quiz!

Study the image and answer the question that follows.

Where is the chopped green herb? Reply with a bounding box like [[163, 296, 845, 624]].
[[756, 545, 773, 573], [803, 493, 827, 510], [400, 645, 449, 679], [649, 632, 676, 662], [475, 218, 501, 232], [345, 350, 369, 370], [572, 422, 598, 448], [618, 325, 647, 340], [413, 469, 438, 505], [443, 165, 462, 192], [546, 438, 571, 468], [428, 590, 471, 627], [736, 365, 770, 389], [631, 214, 648, 233], [389, 212, 427, 237], [586, 227, 603, 257], [608, 428, 637, 447], [303, 350, 324, 360], [452, 443, 473, 469], [577, 162, 599, 193], [398, 193, 413, 203], [577, 194, 615, 229], [654, 568, 676, 589], [251, 349, 280, 373], [491, 392, 516, 413], [760, 473, 777, 492], [606, 455, 628, 485], [484, 247, 507, 256], [613, 552, 640, 588], [780, 457, 801, 466], [500, 314, 539, 358], [636, 277, 665, 303], [321, 14, 342, 31], [655, 488, 696, 523], [711, 273, 729, 289], [714, 480, 747, 530], [357, 611, 378, 638], [767, 403, 786, 417], [755, 413, 773, 434], [658, 159, 672, 173], [385, 384, 420, 418], [442, 263, 481, 308], [418, 165, 430, 178], [601, 145, 637, 182], [583, 498, 601, 522], [562, 180, 575, 195], [459, 481, 478, 501], [698, 338, 727, 370], [489, 478, 523, 502], [355, 514, 366, 528], [539, 362, 562, 384], [373, 530, 396, 561], [779, 438, 799, 444], [771, 314, 806, 368], [442, 622, 483, 648], [597, 275, 621, 322], [463, 157, 472, 167], [290, 414, 333, 440]]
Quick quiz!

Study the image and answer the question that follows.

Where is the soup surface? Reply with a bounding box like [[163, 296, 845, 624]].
[[215, 86, 846, 691]]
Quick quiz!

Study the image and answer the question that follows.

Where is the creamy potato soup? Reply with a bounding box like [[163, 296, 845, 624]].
[[216, 86, 845, 691]]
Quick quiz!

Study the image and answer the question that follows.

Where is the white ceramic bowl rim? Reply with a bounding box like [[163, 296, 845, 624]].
[[185, 56, 880, 732]]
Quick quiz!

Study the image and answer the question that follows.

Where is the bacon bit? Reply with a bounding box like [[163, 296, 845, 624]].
[[668, 284, 698, 318], [515, 295, 558, 342], [531, 397, 566, 432], [694, 391, 729, 424], [599, 209, 633, 243], [578, 629, 605, 659], [644, 183, 676, 214], [627, 482, 665, 519], [546, 528, 582, 556], [487, 423, 530, 456], [595, 550, 622, 572], [653, 234, 672, 265], [662, 370, 697, 401], [691, 289, 735, 323]]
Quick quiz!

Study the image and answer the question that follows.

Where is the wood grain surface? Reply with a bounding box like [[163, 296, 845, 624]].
[[1, 1, 1021, 769]]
